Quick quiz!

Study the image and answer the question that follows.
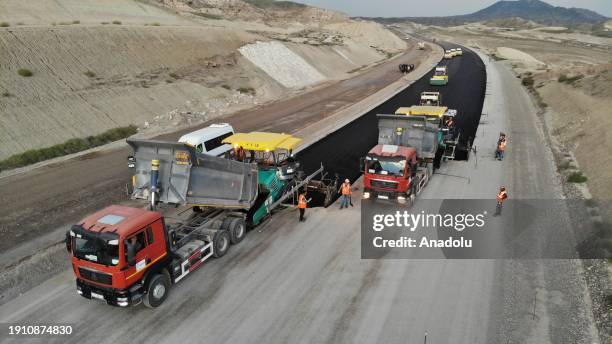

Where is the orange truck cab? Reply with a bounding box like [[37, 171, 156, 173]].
[[66, 205, 244, 307]]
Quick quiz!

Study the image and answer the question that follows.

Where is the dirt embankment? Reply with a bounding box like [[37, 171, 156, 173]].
[[0, 0, 406, 161], [405, 21, 612, 210]]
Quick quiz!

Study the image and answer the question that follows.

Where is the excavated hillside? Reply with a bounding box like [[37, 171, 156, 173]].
[[0, 0, 406, 160]]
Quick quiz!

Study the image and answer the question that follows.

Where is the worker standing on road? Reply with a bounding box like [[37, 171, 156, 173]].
[[339, 179, 352, 209], [495, 186, 508, 216], [297, 190, 310, 222], [496, 133, 507, 161]]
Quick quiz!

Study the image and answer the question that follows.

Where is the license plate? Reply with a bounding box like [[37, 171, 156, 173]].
[[91, 292, 105, 301], [378, 195, 389, 200]]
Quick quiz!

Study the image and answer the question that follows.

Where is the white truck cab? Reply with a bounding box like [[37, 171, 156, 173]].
[[178, 123, 235, 156]]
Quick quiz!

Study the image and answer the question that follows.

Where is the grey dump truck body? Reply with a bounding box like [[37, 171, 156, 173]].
[[127, 138, 258, 209], [377, 114, 439, 160]]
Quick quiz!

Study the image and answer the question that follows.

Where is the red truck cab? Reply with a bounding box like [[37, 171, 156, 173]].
[[66, 205, 170, 307], [362, 144, 418, 203]]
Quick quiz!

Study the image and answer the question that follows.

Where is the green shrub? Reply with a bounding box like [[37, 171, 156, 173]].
[[558, 74, 583, 84], [112, 20, 122, 25], [221, 84, 231, 90], [72, 20, 80, 24], [191, 12, 222, 20], [84, 70, 96, 78], [168, 72, 180, 79], [2, 91, 12, 97], [238, 87, 256, 95], [17, 69, 33, 77], [150, 22, 161, 26], [521, 76, 534, 87], [0, 125, 137, 171], [567, 171, 587, 183], [0, 22, 9, 27], [101, 22, 110, 25]]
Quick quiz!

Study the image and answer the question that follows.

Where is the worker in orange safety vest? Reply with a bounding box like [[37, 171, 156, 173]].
[[495, 186, 508, 215], [339, 179, 352, 209], [297, 190, 311, 222]]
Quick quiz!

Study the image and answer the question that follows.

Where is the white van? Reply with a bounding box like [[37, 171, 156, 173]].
[[178, 123, 234, 157]]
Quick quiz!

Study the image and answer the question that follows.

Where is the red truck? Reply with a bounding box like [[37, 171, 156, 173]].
[[66, 205, 246, 307], [66, 137, 333, 308], [361, 114, 438, 204]]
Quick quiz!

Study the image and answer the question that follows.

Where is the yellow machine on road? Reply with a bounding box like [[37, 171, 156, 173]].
[[430, 65, 449, 86]]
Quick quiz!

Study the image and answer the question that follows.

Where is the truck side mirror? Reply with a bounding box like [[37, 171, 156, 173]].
[[127, 156, 135, 169], [359, 157, 365, 172], [65, 231, 72, 253], [126, 242, 136, 266]]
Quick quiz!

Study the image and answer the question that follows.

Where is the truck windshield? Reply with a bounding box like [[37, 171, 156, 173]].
[[434, 70, 445, 76], [74, 235, 119, 266], [366, 157, 406, 176]]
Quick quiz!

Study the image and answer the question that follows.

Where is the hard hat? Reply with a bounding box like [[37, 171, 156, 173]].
[[345, 179, 350, 183], [500, 186, 506, 190]]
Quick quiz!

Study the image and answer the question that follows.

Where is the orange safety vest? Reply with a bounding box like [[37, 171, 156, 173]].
[[341, 183, 351, 195], [496, 191, 507, 203], [298, 194, 307, 209], [498, 140, 506, 151]]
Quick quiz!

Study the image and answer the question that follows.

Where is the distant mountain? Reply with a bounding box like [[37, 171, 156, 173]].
[[365, 0, 608, 27]]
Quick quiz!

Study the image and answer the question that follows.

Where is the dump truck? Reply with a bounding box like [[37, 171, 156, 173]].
[[443, 50, 453, 59], [67, 132, 337, 308], [361, 115, 437, 204], [360, 102, 461, 204], [430, 65, 448, 86], [417, 42, 425, 50]]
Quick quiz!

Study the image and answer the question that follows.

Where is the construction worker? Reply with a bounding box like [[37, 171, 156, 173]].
[[496, 133, 507, 160], [495, 186, 508, 215], [445, 117, 454, 129], [297, 190, 310, 222], [339, 179, 352, 209]]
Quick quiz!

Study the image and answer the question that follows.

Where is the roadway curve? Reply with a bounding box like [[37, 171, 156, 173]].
[[0, 45, 596, 343]]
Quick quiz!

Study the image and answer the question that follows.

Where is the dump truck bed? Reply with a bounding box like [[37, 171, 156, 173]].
[[377, 114, 439, 159], [127, 138, 258, 209]]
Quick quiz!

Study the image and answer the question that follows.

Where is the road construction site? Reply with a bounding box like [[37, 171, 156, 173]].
[[0, 39, 600, 344]]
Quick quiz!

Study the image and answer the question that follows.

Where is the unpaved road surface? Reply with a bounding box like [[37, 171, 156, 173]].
[[0, 44, 431, 255], [0, 45, 597, 343]]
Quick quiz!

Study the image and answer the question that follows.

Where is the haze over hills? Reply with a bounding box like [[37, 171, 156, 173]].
[[365, 0, 609, 27]]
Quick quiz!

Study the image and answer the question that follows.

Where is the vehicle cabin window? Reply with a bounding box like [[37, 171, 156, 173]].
[[146, 226, 154, 245], [196, 144, 204, 154], [125, 231, 147, 256], [204, 132, 232, 152]]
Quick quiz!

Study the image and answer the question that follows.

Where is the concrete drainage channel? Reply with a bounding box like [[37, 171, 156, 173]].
[[296, 45, 487, 198]]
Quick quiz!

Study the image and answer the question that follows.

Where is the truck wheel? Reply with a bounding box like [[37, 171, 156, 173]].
[[228, 218, 246, 245], [213, 230, 230, 258], [143, 273, 170, 308]]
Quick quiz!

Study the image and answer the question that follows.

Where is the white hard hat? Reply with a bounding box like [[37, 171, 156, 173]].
[[345, 179, 350, 183]]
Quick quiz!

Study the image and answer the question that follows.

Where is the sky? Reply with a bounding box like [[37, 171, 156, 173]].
[[292, 0, 612, 18]]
